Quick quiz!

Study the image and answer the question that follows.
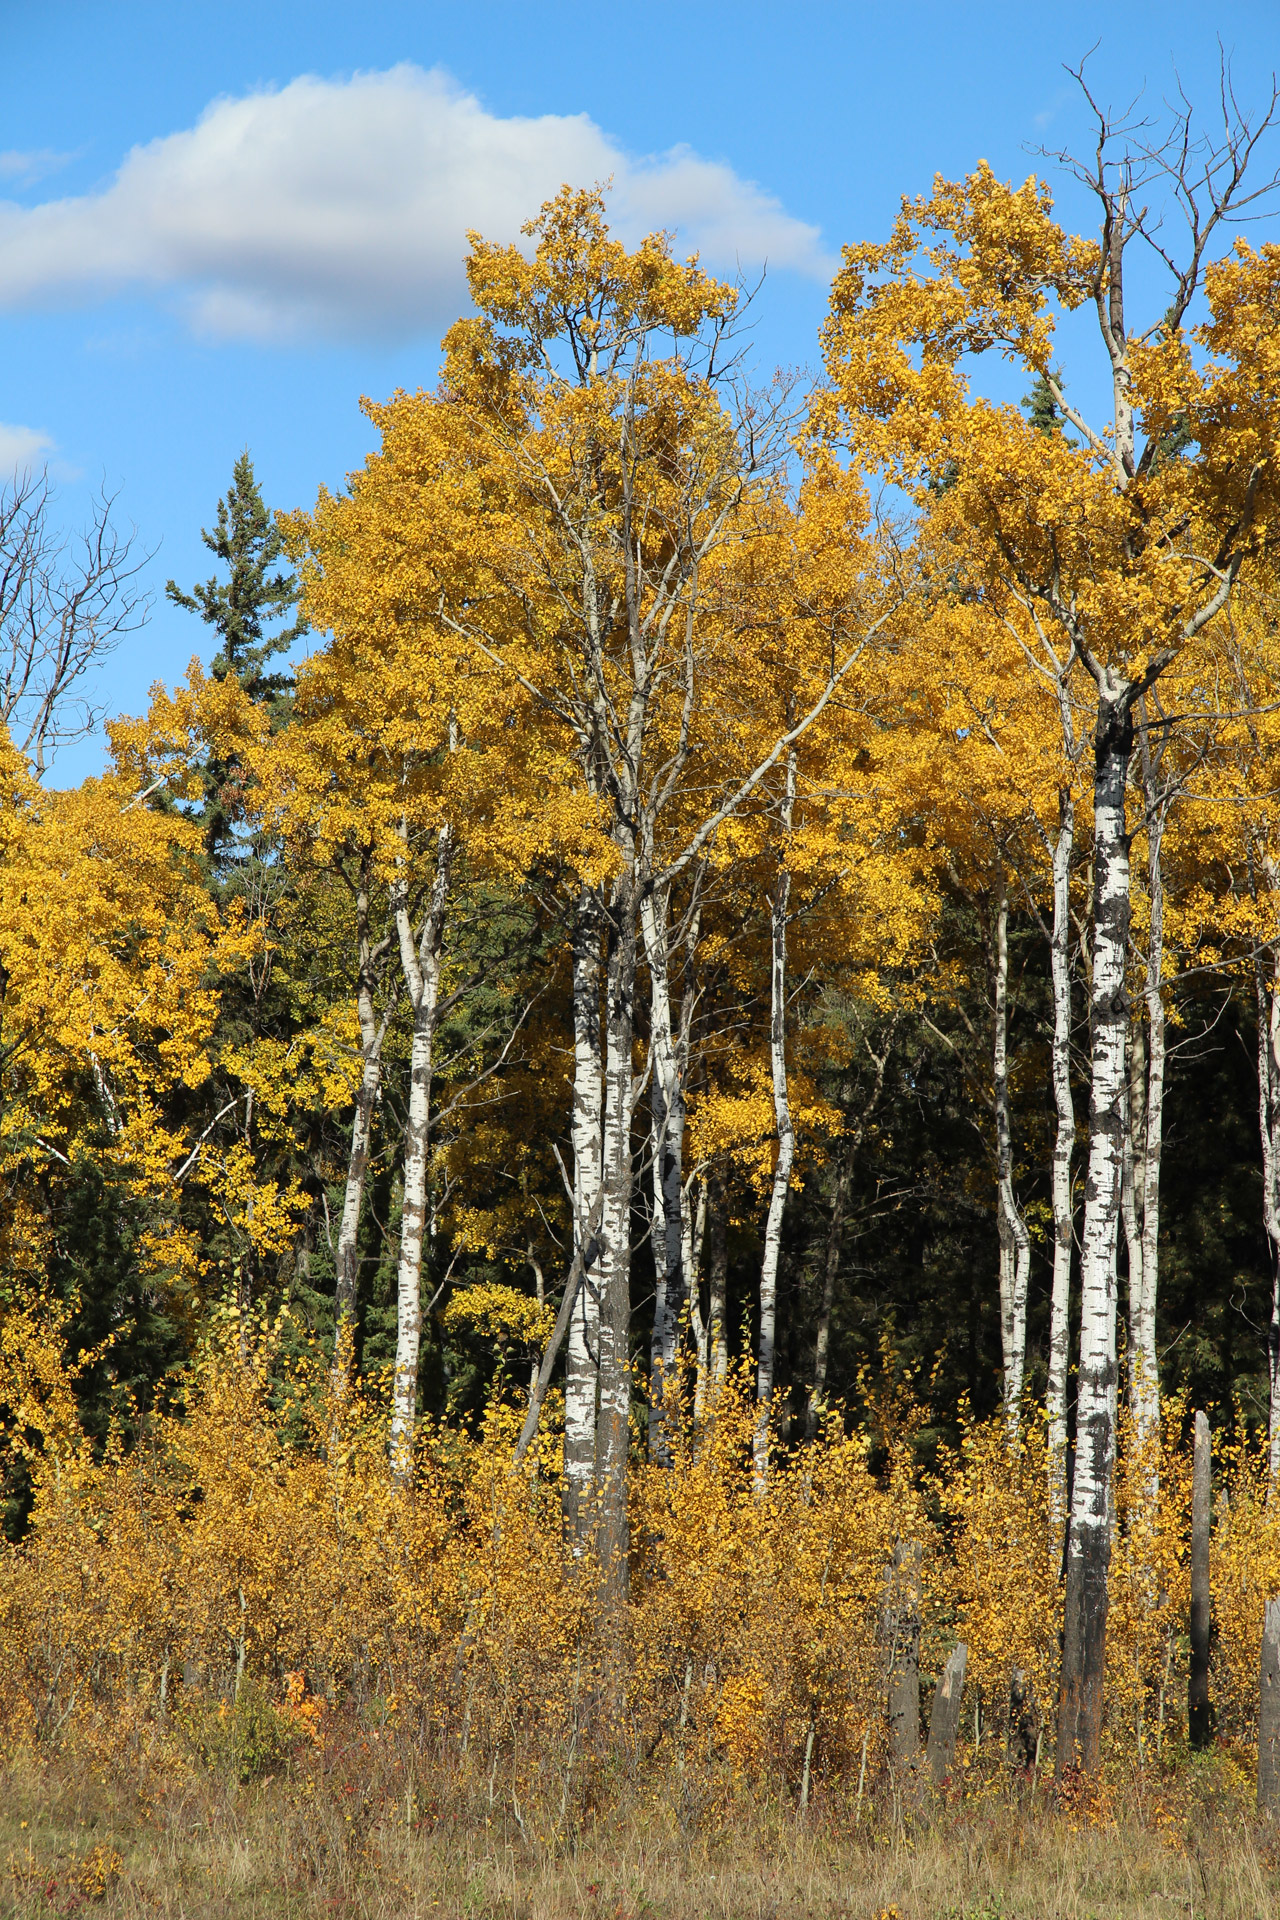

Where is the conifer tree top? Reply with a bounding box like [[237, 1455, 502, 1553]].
[[166, 450, 305, 707]]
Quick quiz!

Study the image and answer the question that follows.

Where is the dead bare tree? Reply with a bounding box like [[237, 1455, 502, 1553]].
[[0, 469, 150, 777]]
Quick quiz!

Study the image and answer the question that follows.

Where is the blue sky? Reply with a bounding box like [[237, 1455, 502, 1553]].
[[3, 0, 1279, 780]]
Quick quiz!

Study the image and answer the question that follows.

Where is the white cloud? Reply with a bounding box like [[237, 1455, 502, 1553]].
[[0, 148, 74, 185], [0, 421, 55, 473], [0, 67, 832, 345]]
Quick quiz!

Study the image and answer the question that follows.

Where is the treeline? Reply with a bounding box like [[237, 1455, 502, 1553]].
[[4, 84, 1280, 1787]]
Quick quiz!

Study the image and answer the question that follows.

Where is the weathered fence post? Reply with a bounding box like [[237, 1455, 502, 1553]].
[[1260, 1597, 1280, 1814], [883, 1540, 922, 1801], [1189, 1409, 1213, 1749], [925, 1642, 967, 1788]]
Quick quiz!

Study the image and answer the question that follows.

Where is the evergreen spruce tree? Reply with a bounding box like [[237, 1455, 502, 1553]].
[[1022, 369, 1065, 435], [166, 451, 305, 864]]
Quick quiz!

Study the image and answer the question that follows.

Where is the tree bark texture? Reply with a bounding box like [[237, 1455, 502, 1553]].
[[565, 886, 605, 1547], [332, 860, 394, 1397], [1189, 1409, 1213, 1749], [641, 885, 688, 1464], [1127, 739, 1167, 1454], [755, 748, 796, 1489], [883, 1540, 923, 1799], [389, 825, 452, 1485], [926, 1642, 967, 1789], [1057, 684, 1131, 1779], [993, 879, 1031, 1429], [1047, 784, 1076, 1560], [594, 876, 638, 1602], [1260, 1596, 1280, 1814], [514, 1190, 605, 1465]]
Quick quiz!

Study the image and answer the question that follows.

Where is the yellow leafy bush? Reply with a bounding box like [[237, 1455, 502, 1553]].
[[0, 1298, 1277, 1800]]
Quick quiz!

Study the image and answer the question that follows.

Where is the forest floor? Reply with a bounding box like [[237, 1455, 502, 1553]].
[[3, 1749, 1278, 1920]]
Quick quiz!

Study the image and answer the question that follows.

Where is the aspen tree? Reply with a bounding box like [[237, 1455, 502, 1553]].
[[280, 449, 549, 1473], [389, 191, 907, 1589], [817, 80, 1280, 1772]]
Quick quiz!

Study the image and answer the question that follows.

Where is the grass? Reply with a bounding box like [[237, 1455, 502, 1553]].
[[3, 1733, 1279, 1919]]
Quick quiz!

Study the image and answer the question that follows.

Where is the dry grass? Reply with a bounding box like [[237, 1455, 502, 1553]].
[[3, 1734, 1279, 1920]]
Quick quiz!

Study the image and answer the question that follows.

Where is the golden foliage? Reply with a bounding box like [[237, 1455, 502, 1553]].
[[0, 1301, 1273, 1795]]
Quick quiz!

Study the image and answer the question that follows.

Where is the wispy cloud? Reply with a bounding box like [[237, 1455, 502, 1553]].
[[0, 66, 832, 345], [0, 421, 56, 473], [0, 148, 76, 186]]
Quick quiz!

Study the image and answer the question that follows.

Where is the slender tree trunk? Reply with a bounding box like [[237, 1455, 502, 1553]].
[[389, 825, 452, 1485], [993, 878, 1031, 1429], [332, 867, 394, 1398], [806, 1023, 895, 1439], [755, 749, 796, 1489], [594, 873, 637, 1602], [1047, 753, 1078, 1563], [808, 1150, 850, 1440], [1120, 1019, 1145, 1394], [641, 885, 687, 1462], [697, 1161, 730, 1422], [1131, 774, 1167, 1453], [565, 886, 604, 1547], [1259, 1596, 1280, 1812], [1189, 1410, 1213, 1748], [1057, 683, 1132, 1779], [1255, 947, 1280, 1487]]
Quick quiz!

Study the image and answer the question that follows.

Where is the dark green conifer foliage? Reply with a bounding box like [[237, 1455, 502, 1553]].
[[166, 451, 305, 862], [1022, 370, 1065, 436]]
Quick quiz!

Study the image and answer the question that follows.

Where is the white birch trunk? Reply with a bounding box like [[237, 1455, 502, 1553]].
[[389, 825, 452, 1485], [564, 885, 604, 1546], [754, 749, 796, 1489], [332, 864, 394, 1398], [993, 879, 1031, 1429], [1058, 681, 1131, 1775], [641, 885, 687, 1461], [1047, 783, 1076, 1560], [594, 875, 638, 1600], [1120, 1021, 1145, 1397]]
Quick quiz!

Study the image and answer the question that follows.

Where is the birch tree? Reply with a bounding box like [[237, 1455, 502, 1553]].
[[391, 190, 910, 1592], [817, 75, 1280, 1773]]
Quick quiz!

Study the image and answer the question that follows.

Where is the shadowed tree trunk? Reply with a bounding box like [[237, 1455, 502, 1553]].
[[1189, 1410, 1213, 1748], [1253, 935, 1280, 1487]]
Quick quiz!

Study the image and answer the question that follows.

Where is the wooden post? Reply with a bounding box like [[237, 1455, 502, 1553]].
[[1260, 1597, 1280, 1814], [1189, 1410, 1213, 1749], [883, 1541, 922, 1795], [925, 1642, 967, 1788]]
